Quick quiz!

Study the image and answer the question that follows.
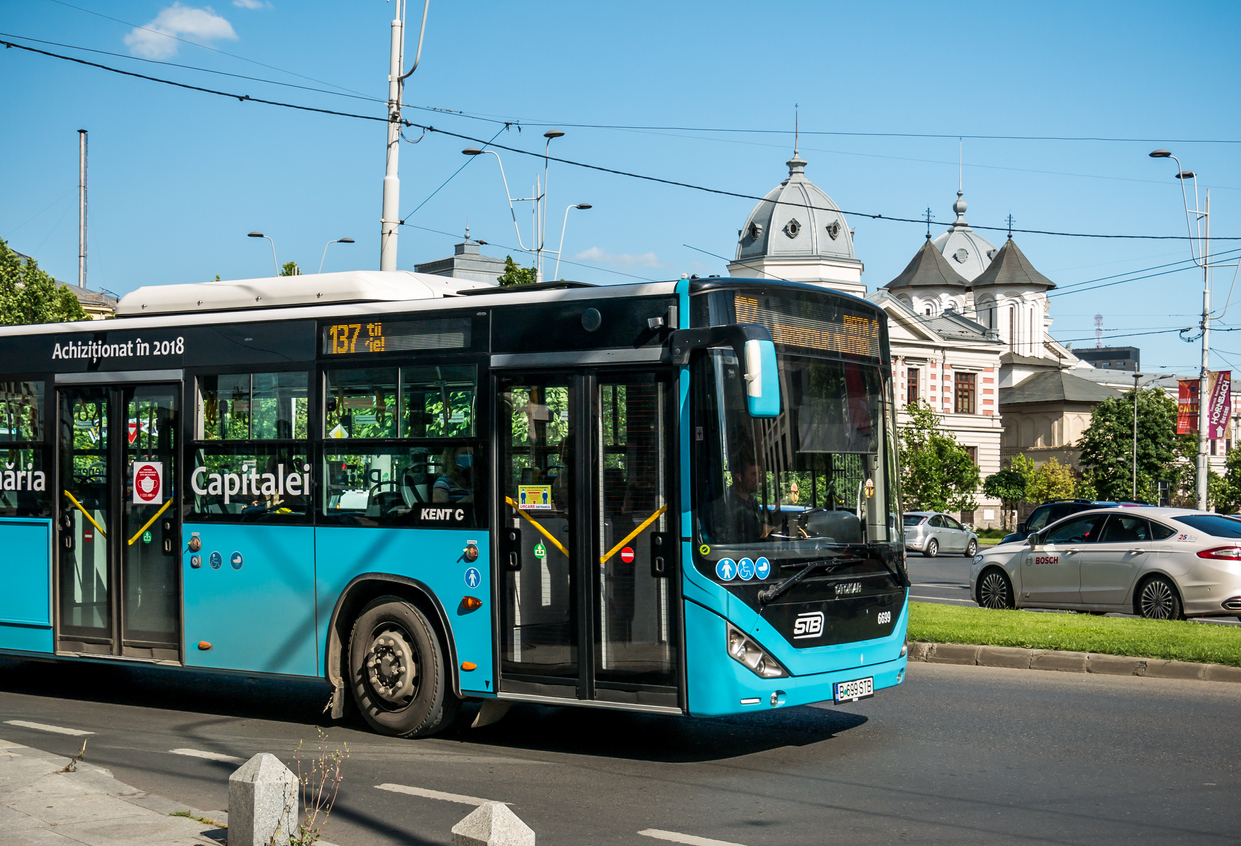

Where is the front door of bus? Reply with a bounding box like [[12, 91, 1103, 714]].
[[56, 383, 180, 660], [495, 370, 679, 708]]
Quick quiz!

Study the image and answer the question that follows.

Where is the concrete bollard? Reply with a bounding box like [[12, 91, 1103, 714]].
[[452, 802, 535, 846], [228, 753, 299, 846]]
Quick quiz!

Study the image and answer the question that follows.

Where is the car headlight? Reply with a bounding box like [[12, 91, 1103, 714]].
[[973, 554, 984, 566], [726, 624, 788, 679]]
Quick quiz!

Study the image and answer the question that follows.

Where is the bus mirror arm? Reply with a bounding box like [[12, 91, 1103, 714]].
[[667, 323, 773, 367]]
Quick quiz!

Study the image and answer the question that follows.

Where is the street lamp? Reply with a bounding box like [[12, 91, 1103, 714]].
[[552, 203, 592, 280], [464, 129, 565, 283], [1149, 149, 1211, 510], [319, 237, 355, 274], [247, 231, 278, 276]]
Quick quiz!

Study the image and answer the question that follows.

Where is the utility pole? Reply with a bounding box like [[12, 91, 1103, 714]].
[[1198, 190, 1211, 511], [78, 129, 87, 289], [379, 0, 430, 272]]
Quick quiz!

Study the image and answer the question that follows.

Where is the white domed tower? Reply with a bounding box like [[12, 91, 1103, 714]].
[[931, 189, 999, 282], [727, 148, 864, 296]]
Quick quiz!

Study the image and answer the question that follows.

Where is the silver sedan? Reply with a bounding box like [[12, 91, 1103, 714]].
[[969, 507, 1241, 620], [904, 511, 979, 558]]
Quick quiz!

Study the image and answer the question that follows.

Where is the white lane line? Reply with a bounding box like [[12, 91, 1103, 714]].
[[639, 830, 748, 846], [4, 720, 94, 736], [375, 783, 506, 806], [170, 748, 244, 764]]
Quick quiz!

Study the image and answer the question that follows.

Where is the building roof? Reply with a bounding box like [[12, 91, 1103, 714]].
[[999, 369, 1120, 405], [734, 151, 857, 265], [56, 280, 117, 310], [929, 190, 998, 282], [925, 308, 1000, 342], [970, 237, 1055, 291], [414, 233, 507, 285], [883, 238, 970, 290]]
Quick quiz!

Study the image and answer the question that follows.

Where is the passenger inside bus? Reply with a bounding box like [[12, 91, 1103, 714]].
[[433, 446, 473, 503]]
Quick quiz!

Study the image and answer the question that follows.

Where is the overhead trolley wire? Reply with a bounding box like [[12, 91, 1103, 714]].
[[6, 37, 1241, 244]]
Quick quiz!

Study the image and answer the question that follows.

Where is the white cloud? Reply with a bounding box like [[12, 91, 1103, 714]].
[[573, 246, 666, 269], [124, 4, 238, 59], [232, 0, 269, 9]]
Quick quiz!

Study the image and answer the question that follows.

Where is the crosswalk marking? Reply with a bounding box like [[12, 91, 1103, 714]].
[[170, 748, 244, 764], [375, 782, 506, 806], [4, 720, 94, 736], [639, 829, 749, 846]]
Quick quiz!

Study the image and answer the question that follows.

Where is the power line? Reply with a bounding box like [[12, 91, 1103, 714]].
[[7, 38, 1241, 244]]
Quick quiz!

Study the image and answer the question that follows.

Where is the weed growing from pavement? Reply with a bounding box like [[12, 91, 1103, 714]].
[[286, 729, 349, 846], [170, 809, 225, 828], [909, 601, 1241, 666]]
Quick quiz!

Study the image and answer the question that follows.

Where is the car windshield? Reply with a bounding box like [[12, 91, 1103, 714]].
[[692, 350, 900, 555], [1171, 514, 1241, 538], [903, 514, 925, 527]]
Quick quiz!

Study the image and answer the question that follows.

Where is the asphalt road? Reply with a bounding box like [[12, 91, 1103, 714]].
[[1, 657, 1238, 845]]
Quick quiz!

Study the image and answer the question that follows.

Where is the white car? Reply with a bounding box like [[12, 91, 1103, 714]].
[[969, 507, 1241, 620]]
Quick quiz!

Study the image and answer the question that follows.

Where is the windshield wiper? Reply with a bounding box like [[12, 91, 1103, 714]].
[[757, 555, 862, 608]]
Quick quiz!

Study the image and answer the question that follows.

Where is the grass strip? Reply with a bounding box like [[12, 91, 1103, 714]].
[[908, 601, 1241, 667]]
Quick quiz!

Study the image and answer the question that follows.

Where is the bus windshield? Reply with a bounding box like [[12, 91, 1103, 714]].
[[692, 349, 900, 558]]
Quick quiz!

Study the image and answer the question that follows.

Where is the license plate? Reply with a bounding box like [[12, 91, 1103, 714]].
[[834, 676, 874, 703]]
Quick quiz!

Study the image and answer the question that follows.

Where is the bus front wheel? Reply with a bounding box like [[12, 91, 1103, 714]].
[[348, 596, 459, 737]]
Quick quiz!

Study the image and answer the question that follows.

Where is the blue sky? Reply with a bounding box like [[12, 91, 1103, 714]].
[[2, 0, 1240, 373]]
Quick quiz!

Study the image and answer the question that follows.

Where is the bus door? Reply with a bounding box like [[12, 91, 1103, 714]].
[[56, 381, 181, 660], [495, 369, 680, 709]]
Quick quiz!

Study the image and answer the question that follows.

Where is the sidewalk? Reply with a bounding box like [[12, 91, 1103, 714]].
[[0, 737, 227, 845]]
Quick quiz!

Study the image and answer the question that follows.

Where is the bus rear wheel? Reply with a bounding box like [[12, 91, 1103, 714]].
[[348, 596, 459, 737]]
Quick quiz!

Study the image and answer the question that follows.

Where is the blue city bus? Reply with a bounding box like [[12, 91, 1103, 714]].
[[0, 272, 909, 737]]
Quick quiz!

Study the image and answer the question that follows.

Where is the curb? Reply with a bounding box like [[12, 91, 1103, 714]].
[[907, 641, 1241, 683]]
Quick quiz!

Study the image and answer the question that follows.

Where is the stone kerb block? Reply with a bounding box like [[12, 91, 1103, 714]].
[[452, 801, 536, 846], [229, 752, 298, 846]]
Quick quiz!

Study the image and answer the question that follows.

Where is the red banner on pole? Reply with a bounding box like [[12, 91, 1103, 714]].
[[1177, 380, 1198, 436], [1207, 370, 1232, 440]]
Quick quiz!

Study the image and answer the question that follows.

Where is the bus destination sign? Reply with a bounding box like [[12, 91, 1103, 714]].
[[735, 294, 881, 359], [321, 318, 471, 356]]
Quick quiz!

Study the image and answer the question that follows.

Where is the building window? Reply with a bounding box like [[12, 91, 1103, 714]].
[[955, 372, 976, 415], [907, 368, 920, 406], [965, 445, 977, 465]]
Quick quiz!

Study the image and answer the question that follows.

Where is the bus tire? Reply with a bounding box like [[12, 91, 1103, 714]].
[[348, 596, 460, 738]]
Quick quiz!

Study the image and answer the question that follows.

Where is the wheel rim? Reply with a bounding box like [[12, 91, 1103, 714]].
[[979, 572, 1009, 609], [364, 624, 419, 707], [1140, 580, 1174, 620], [928, 540, 937, 556], [967, 541, 977, 556]]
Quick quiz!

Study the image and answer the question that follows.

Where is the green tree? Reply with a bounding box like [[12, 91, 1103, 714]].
[[497, 256, 537, 287], [0, 239, 89, 325], [1026, 456, 1076, 503], [899, 400, 981, 513], [1077, 387, 1178, 502], [1210, 448, 1241, 512], [280, 261, 301, 276], [982, 467, 1026, 531]]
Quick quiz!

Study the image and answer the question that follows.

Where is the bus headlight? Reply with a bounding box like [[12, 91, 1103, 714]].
[[726, 624, 788, 679]]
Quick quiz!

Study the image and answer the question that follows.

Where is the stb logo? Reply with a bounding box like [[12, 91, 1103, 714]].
[[793, 611, 825, 640]]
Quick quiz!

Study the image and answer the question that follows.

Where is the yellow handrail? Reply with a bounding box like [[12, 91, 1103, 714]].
[[601, 504, 667, 564], [63, 490, 106, 539], [127, 499, 173, 547], [504, 497, 569, 557]]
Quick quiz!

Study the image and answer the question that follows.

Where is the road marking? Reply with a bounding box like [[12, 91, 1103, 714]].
[[375, 783, 506, 806], [170, 748, 244, 764], [4, 721, 94, 736], [639, 830, 748, 846]]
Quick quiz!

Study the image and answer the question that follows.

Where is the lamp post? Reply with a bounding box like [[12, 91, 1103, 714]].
[[319, 237, 355, 274], [1150, 149, 1211, 510], [464, 129, 564, 283], [247, 231, 278, 276], [552, 204, 591, 280]]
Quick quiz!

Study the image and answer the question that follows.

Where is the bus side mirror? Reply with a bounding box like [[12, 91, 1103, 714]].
[[743, 338, 780, 418]]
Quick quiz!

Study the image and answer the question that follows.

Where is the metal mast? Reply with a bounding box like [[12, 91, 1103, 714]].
[[379, 0, 429, 271], [78, 129, 87, 289]]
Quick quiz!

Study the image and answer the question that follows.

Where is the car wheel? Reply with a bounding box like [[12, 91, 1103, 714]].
[[1136, 576, 1184, 621], [977, 568, 1014, 609], [963, 539, 978, 558], [349, 596, 460, 737], [924, 539, 938, 558]]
